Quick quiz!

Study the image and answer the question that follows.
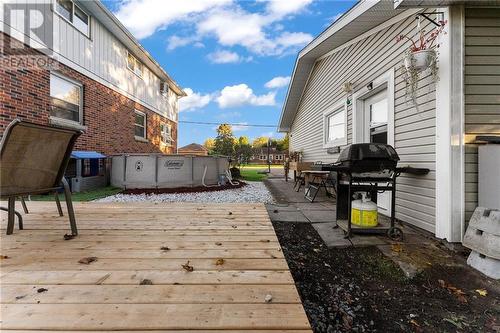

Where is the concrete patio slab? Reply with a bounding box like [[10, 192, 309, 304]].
[[266, 207, 309, 223], [301, 209, 335, 223], [312, 222, 351, 248]]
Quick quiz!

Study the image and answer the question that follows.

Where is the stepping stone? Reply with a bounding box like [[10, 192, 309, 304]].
[[312, 222, 351, 248]]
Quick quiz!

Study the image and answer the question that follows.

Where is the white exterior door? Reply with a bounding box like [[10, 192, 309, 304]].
[[363, 90, 391, 216]]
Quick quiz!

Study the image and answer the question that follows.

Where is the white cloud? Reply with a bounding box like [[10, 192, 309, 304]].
[[207, 50, 245, 64], [114, 0, 314, 57], [167, 35, 197, 51], [275, 32, 313, 50], [265, 76, 291, 89], [266, 0, 314, 17], [232, 122, 249, 131], [216, 84, 276, 108], [196, 8, 313, 56], [179, 88, 212, 112], [114, 0, 231, 39]]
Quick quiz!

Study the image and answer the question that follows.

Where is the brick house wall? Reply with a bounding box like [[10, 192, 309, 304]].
[[0, 32, 177, 156]]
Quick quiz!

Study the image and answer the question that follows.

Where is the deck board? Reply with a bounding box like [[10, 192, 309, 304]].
[[0, 202, 311, 332]]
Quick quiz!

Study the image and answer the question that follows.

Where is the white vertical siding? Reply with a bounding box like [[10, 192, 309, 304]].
[[290, 15, 437, 232], [0, 0, 177, 120], [464, 8, 500, 222]]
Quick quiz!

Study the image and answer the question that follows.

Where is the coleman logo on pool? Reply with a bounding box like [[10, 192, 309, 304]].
[[165, 160, 184, 169], [135, 161, 143, 171]]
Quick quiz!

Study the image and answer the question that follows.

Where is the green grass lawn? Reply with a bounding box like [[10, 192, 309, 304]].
[[239, 168, 268, 181], [238, 164, 282, 181], [30, 186, 122, 202]]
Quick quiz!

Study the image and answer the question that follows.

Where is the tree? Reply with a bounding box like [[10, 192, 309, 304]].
[[235, 136, 252, 165], [252, 136, 269, 148], [203, 138, 215, 152], [276, 134, 289, 151], [214, 124, 236, 157]]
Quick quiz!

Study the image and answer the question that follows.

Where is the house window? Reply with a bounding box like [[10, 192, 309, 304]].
[[127, 52, 143, 78], [55, 0, 90, 37], [160, 123, 173, 146], [259, 155, 266, 161], [134, 111, 146, 139], [50, 73, 82, 124], [83, 159, 90, 176], [160, 82, 169, 96], [323, 103, 347, 148]]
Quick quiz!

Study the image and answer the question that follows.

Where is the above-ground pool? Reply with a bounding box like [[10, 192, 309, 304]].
[[111, 154, 229, 189]]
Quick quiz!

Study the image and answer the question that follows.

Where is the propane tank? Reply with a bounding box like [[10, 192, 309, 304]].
[[351, 193, 378, 227]]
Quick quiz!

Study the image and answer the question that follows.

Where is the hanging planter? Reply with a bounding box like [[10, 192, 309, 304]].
[[404, 49, 436, 72], [396, 18, 447, 105]]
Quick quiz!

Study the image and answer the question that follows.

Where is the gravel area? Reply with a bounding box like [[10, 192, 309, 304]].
[[95, 181, 274, 203]]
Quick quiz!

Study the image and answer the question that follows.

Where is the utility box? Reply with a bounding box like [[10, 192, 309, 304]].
[[478, 138, 500, 210]]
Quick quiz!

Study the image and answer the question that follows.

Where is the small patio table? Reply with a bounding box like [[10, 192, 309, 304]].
[[298, 170, 331, 202]]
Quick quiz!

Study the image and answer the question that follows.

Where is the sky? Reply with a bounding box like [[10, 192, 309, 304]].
[[103, 0, 355, 147]]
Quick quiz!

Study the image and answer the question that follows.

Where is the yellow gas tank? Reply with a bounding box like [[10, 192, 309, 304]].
[[351, 194, 378, 227]]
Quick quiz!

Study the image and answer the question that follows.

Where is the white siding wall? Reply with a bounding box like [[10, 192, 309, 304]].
[[1, 0, 177, 121], [464, 8, 500, 222], [290, 15, 437, 232]]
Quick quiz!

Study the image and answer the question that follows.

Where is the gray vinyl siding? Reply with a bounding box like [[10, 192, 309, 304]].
[[464, 8, 500, 222], [290, 14, 437, 232], [1, 0, 177, 120]]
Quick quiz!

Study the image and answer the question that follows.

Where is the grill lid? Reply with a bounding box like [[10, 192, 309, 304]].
[[337, 143, 399, 163]]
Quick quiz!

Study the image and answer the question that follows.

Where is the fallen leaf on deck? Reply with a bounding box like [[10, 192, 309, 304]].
[[228, 212, 233, 215], [139, 279, 153, 285], [231, 225, 237, 229], [215, 242, 222, 246], [37, 288, 48, 293], [78, 256, 98, 265], [215, 258, 225, 266], [63, 234, 76, 240], [0, 255, 10, 259], [260, 239, 270, 243], [182, 261, 194, 272], [15, 295, 27, 300], [475, 289, 487, 296], [160, 246, 170, 251]]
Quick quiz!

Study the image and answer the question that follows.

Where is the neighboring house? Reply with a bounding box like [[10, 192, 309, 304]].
[[0, 0, 186, 156], [279, 1, 500, 243], [178, 143, 209, 156], [250, 147, 288, 164]]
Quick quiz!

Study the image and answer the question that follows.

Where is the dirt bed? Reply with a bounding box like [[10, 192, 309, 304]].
[[121, 182, 247, 194], [273, 221, 500, 333]]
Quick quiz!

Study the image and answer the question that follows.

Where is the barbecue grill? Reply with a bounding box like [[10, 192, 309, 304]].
[[319, 143, 403, 239]]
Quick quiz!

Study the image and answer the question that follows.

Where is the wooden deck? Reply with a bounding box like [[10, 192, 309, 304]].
[[0, 201, 311, 332]]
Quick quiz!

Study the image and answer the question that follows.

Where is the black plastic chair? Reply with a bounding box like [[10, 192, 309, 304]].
[[0, 119, 82, 235]]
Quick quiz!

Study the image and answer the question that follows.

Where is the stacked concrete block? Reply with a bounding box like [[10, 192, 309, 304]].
[[463, 207, 500, 279]]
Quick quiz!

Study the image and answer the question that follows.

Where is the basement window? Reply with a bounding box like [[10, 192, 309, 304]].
[[55, 0, 90, 37], [134, 110, 147, 140], [50, 72, 83, 125]]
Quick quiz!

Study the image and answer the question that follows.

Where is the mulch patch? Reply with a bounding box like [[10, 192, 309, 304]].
[[273, 221, 500, 333], [121, 182, 247, 195]]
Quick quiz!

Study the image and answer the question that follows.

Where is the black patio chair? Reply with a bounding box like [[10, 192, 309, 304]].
[[0, 119, 82, 235]]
